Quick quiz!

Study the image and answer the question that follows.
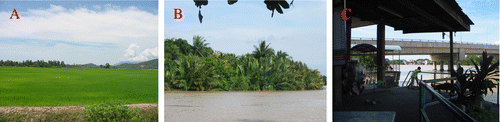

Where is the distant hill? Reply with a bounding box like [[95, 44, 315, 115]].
[[115, 59, 158, 70], [75, 63, 99, 68], [114, 61, 141, 65]]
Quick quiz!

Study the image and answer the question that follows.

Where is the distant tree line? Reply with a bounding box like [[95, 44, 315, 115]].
[[165, 36, 325, 91], [0, 60, 113, 69], [0, 60, 66, 68]]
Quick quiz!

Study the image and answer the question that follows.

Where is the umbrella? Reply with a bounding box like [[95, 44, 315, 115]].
[[351, 43, 377, 53]]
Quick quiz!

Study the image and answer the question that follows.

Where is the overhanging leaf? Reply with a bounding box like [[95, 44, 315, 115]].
[[228, 0, 237, 5], [198, 10, 203, 23], [194, 0, 208, 8], [279, 1, 290, 9]]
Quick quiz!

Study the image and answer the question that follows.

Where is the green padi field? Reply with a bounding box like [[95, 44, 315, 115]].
[[0, 67, 157, 106]]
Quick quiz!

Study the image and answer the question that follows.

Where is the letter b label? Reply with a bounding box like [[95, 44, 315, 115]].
[[173, 8, 184, 23]]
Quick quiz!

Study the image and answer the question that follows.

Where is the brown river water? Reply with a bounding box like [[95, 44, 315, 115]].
[[165, 89, 326, 122]]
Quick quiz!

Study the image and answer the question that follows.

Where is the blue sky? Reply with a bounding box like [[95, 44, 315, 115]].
[[165, 0, 326, 75], [0, 1, 158, 65], [351, 0, 499, 60]]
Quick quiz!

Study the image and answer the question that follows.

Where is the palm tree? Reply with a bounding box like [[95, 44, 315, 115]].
[[276, 50, 289, 59], [193, 35, 209, 57], [252, 40, 275, 59]]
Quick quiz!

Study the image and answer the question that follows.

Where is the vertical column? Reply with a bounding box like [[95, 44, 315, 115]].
[[440, 61, 444, 72], [433, 61, 436, 71], [377, 23, 385, 83], [333, 1, 345, 110], [449, 31, 454, 75]]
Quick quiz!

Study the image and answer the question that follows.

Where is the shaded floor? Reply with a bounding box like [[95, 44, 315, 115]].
[[334, 87, 499, 122]]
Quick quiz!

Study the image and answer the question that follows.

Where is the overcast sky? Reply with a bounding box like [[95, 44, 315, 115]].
[[165, 0, 326, 75], [351, 0, 499, 60], [0, 1, 158, 65]]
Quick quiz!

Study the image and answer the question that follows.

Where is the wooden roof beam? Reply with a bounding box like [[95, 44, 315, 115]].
[[433, 0, 472, 30], [398, 0, 455, 31]]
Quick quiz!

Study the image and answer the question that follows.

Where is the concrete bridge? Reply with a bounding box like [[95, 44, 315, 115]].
[[351, 38, 499, 61]]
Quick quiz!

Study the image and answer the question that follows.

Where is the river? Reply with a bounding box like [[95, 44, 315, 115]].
[[165, 89, 326, 121], [395, 65, 498, 104]]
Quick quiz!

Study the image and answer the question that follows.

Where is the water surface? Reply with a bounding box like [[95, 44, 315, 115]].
[[165, 89, 326, 121]]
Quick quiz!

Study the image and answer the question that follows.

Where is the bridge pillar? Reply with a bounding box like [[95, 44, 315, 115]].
[[459, 48, 466, 61], [433, 61, 437, 71], [440, 61, 444, 72], [431, 54, 461, 62]]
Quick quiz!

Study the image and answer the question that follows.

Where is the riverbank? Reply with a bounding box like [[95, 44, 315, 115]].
[[0, 103, 158, 121]]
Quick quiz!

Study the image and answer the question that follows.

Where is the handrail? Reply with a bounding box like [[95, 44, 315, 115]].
[[403, 71, 450, 87], [402, 71, 412, 86], [420, 108, 431, 122], [423, 77, 456, 83], [419, 80, 476, 122]]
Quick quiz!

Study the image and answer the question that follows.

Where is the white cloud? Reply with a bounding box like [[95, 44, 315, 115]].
[[0, 4, 157, 64], [0, 4, 157, 46], [124, 44, 158, 62], [124, 43, 140, 58]]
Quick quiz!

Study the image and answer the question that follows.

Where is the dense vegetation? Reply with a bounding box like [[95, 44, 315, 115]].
[[0, 59, 68, 68], [165, 36, 325, 91], [0, 67, 157, 106]]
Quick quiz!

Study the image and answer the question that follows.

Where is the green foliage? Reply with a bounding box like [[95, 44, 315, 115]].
[[461, 55, 496, 66], [351, 55, 375, 67], [253, 40, 275, 59], [192, 35, 213, 57], [85, 101, 131, 122], [165, 36, 325, 91], [105, 63, 111, 69], [388, 60, 404, 65], [0, 59, 67, 68], [452, 52, 499, 111], [84, 101, 158, 122]]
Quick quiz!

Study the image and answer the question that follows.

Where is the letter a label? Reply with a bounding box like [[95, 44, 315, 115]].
[[10, 9, 20, 19], [173, 8, 184, 23]]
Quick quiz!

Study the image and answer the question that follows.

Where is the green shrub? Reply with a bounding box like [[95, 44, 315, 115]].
[[84, 101, 132, 122]]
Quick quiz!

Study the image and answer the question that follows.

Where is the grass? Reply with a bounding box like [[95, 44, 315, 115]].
[[0, 67, 157, 106]]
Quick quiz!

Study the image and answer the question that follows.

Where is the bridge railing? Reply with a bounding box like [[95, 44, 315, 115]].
[[352, 37, 499, 46]]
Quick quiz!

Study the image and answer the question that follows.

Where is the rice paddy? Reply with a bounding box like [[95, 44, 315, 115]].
[[0, 67, 157, 106]]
